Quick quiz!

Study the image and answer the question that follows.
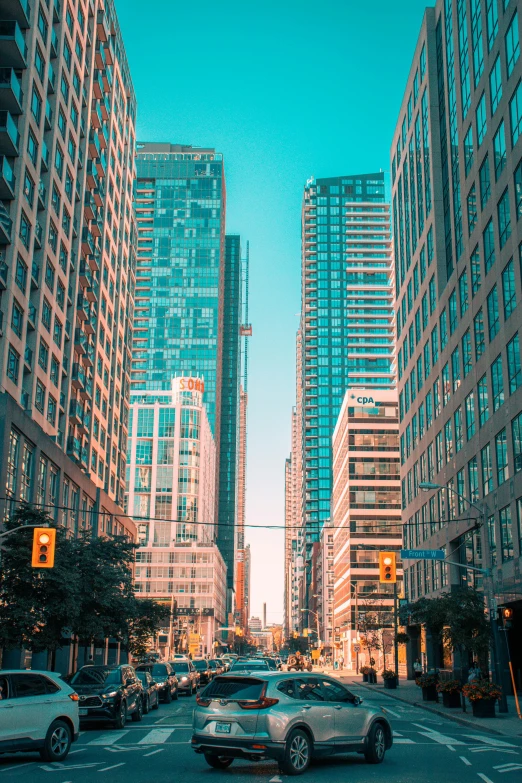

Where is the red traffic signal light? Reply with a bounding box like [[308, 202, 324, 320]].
[[379, 552, 397, 583], [31, 527, 56, 568]]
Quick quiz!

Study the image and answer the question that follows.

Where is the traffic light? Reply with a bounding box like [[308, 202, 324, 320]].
[[379, 551, 396, 583], [31, 527, 56, 568], [498, 607, 514, 628]]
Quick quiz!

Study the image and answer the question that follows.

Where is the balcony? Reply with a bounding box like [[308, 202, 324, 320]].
[[98, 123, 108, 150], [88, 251, 100, 272], [88, 129, 101, 159], [66, 435, 81, 461], [79, 259, 94, 287], [50, 27, 58, 58], [69, 398, 84, 426], [83, 191, 96, 220], [94, 43, 106, 70], [92, 68, 104, 99], [44, 99, 52, 130], [74, 327, 88, 354], [27, 302, 37, 329], [33, 219, 42, 248], [47, 61, 55, 94], [90, 99, 102, 129], [37, 180, 46, 210], [65, 318, 71, 340], [23, 345, 32, 372], [52, 0, 61, 23], [102, 66, 112, 93], [100, 93, 110, 120], [41, 139, 50, 172], [0, 21, 27, 68], [0, 0, 31, 28], [86, 159, 98, 189], [83, 342, 94, 368], [81, 226, 94, 256], [90, 217, 102, 238], [0, 199, 11, 243], [71, 363, 86, 391], [62, 354, 68, 375], [96, 10, 109, 41], [0, 68, 23, 114], [0, 308, 3, 335], [0, 257, 7, 288], [0, 155, 15, 199], [84, 310, 96, 336], [76, 293, 89, 320], [30, 260, 39, 288]]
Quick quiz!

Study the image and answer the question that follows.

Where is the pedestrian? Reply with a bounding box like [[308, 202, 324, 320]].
[[468, 661, 482, 683], [413, 658, 423, 679], [339, 653, 344, 669]]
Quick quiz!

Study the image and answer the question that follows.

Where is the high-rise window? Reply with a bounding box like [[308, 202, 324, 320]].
[[468, 456, 479, 502], [474, 308, 485, 358], [476, 93, 487, 146], [491, 354, 504, 411], [507, 332, 521, 392], [7, 346, 19, 384], [502, 259, 516, 318], [471, 246, 482, 294], [505, 11, 520, 78], [463, 329, 472, 376], [486, 0, 499, 51], [464, 125, 474, 175], [490, 55, 503, 113], [500, 505, 513, 561], [483, 220, 496, 272], [498, 189, 512, 248], [488, 514, 497, 566], [496, 428, 509, 485], [481, 443, 493, 496], [487, 285, 500, 341], [515, 159, 522, 218], [465, 391, 476, 439], [455, 407, 463, 452], [512, 411, 522, 473], [451, 347, 461, 392], [509, 80, 522, 146], [479, 155, 491, 208], [478, 374, 489, 427], [493, 121, 507, 179], [459, 269, 469, 314]]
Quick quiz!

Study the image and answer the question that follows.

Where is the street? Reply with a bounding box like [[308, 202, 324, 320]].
[[1, 683, 521, 782]]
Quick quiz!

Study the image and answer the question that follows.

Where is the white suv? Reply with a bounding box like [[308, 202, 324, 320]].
[[0, 670, 79, 761]]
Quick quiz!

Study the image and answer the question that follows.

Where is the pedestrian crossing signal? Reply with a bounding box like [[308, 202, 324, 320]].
[[379, 551, 396, 583], [31, 527, 56, 568]]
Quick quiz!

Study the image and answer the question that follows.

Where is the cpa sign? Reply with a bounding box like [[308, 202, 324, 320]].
[[356, 396, 375, 405]]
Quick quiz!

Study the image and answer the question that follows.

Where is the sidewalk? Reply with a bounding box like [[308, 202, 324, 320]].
[[331, 671, 522, 738]]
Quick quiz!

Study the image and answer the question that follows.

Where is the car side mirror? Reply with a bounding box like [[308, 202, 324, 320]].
[[125, 678, 134, 687], [353, 696, 363, 706]]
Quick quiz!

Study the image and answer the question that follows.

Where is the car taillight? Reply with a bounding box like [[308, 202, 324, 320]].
[[196, 694, 211, 706], [239, 697, 279, 710], [69, 693, 79, 701]]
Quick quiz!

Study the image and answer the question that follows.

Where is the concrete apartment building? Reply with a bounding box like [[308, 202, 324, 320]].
[[128, 377, 227, 654], [393, 1, 521, 678], [0, 0, 136, 669], [332, 390, 402, 669]]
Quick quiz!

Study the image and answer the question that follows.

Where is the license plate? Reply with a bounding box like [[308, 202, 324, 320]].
[[79, 708, 88, 716], [215, 722, 231, 734]]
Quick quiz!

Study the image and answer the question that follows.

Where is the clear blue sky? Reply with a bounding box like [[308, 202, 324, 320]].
[[117, 0, 431, 625]]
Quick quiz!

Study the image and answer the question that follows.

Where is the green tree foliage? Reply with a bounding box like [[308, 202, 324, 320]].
[[124, 599, 170, 658]]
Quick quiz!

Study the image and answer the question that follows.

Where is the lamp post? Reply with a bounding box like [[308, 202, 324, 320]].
[[419, 481, 508, 713]]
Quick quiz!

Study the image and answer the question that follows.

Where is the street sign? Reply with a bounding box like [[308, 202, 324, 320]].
[[353, 644, 361, 653], [401, 549, 445, 560]]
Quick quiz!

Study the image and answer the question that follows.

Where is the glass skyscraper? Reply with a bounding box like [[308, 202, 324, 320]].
[[300, 172, 394, 549], [132, 144, 226, 432]]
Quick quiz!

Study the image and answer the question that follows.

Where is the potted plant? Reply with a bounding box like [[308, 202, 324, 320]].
[[382, 669, 397, 689], [462, 680, 502, 718], [416, 672, 438, 702], [360, 665, 370, 682], [436, 679, 462, 708]]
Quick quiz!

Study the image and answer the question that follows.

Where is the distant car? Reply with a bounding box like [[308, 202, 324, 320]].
[[219, 657, 231, 672], [263, 658, 279, 671], [70, 664, 143, 728], [135, 663, 178, 703], [192, 672, 392, 774], [208, 659, 224, 677], [168, 661, 198, 695], [0, 670, 79, 761], [229, 659, 271, 673], [193, 659, 213, 685], [136, 671, 160, 713], [172, 654, 190, 661]]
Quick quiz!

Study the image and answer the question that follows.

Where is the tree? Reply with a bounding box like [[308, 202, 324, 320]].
[[358, 598, 394, 670], [0, 505, 81, 667], [124, 599, 170, 658]]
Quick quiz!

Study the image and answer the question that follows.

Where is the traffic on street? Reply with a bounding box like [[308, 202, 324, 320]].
[[1, 678, 521, 782]]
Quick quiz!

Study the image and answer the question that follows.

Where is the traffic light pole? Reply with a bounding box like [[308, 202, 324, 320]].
[[393, 581, 399, 684]]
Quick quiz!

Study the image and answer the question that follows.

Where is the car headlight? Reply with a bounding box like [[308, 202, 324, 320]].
[[156, 681, 166, 687], [181, 676, 188, 682], [102, 691, 118, 699]]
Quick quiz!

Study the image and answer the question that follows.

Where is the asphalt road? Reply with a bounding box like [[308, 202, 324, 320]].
[[1, 684, 521, 782]]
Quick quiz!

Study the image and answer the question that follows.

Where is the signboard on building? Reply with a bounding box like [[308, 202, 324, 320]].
[[172, 377, 205, 395]]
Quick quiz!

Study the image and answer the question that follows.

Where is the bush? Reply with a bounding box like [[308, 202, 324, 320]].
[[395, 632, 410, 645], [360, 665, 370, 674], [416, 673, 437, 688], [382, 669, 396, 680], [462, 680, 502, 702], [436, 678, 461, 693]]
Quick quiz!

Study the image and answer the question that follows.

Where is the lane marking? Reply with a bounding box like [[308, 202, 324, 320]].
[[0, 762, 36, 774], [394, 738, 416, 744], [493, 764, 522, 772], [87, 731, 129, 746], [393, 731, 403, 737], [465, 736, 517, 748], [98, 763, 126, 772], [269, 777, 283, 783], [418, 731, 465, 745], [460, 757, 472, 766], [143, 749, 164, 757], [138, 728, 175, 744], [447, 745, 456, 752], [381, 706, 402, 718], [477, 775, 495, 783], [469, 748, 518, 755]]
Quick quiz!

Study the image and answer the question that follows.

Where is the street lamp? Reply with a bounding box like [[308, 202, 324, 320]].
[[418, 481, 507, 713]]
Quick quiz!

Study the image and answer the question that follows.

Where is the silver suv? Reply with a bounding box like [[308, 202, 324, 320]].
[[192, 672, 392, 775]]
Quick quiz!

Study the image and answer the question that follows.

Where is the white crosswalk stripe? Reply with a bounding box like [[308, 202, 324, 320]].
[[138, 728, 176, 744], [417, 731, 465, 745], [464, 735, 517, 748], [87, 731, 129, 746], [394, 738, 416, 744]]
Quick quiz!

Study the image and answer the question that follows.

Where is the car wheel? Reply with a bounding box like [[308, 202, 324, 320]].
[[114, 701, 127, 729], [204, 754, 234, 769], [143, 695, 150, 715], [39, 720, 72, 762], [132, 698, 143, 722], [152, 694, 159, 710], [280, 729, 312, 776], [364, 722, 387, 764], [164, 687, 172, 704]]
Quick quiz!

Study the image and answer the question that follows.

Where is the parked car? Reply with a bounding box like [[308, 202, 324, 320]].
[[208, 659, 224, 677], [263, 657, 279, 671], [0, 670, 79, 762], [193, 659, 213, 685], [70, 664, 143, 728], [135, 662, 178, 703], [136, 671, 160, 713], [229, 659, 271, 673], [192, 672, 392, 775], [168, 660, 198, 695]]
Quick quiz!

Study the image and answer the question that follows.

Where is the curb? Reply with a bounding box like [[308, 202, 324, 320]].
[[353, 681, 508, 736]]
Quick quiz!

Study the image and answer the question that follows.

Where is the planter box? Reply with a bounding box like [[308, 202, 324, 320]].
[[442, 690, 461, 708], [471, 699, 496, 718], [362, 673, 368, 682], [384, 677, 397, 689], [422, 685, 438, 702]]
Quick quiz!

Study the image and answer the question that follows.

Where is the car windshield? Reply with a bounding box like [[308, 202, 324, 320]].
[[136, 672, 149, 683], [193, 660, 208, 669], [231, 660, 269, 670], [172, 662, 189, 672], [202, 676, 265, 701], [70, 668, 121, 686]]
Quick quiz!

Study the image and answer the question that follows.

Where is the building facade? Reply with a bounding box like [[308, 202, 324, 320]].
[[297, 173, 394, 615], [393, 1, 522, 679], [332, 389, 402, 669], [0, 0, 135, 514]]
